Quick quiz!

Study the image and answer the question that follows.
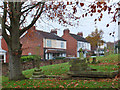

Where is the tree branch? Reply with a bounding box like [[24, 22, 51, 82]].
[[19, 9, 32, 26], [21, 4, 33, 10], [2, 2, 10, 45], [19, 2, 45, 37], [5, 24, 11, 32], [21, 2, 44, 15]]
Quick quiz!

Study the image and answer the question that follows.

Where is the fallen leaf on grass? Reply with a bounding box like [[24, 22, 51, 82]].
[[23, 83, 26, 85], [59, 85, 64, 88], [67, 83, 71, 87], [74, 83, 78, 87]]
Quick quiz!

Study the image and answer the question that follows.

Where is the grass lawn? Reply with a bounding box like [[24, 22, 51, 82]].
[[1, 54, 119, 88]]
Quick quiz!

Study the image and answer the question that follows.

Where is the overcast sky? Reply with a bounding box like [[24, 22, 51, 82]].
[[0, 0, 119, 42], [35, 0, 119, 42]]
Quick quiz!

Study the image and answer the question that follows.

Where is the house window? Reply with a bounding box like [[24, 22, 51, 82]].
[[47, 40, 51, 47], [78, 43, 81, 48], [82, 43, 84, 48], [79, 43, 81, 47], [0, 55, 4, 63], [61, 42, 64, 48], [85, 43, 86, 49], [87, 43, 89, 49], [28, 53, 31, 55]]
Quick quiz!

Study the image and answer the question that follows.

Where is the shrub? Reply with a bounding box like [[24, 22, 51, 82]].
[[21, 55, 41, 62], [53, 57, 65, 60]]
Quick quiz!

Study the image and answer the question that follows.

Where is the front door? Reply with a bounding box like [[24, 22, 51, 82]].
[[0, 55, 4, 63], [53, 53, 60, 58]]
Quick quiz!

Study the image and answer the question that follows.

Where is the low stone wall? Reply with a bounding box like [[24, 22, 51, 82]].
[[2, 59, 70, 76]]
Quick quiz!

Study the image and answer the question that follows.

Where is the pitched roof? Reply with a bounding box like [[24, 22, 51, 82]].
[[35, 30, 66, 41], [70, 33, 89, 43]]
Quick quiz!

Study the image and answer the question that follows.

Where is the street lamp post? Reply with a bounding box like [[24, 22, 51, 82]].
[[109, 32, 115, 54]]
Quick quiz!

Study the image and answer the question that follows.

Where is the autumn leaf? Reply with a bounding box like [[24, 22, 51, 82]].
[[74, 83, 78, 87], [99, 18, 101, 21], [97, 10, 101, 13], [90, 13, 93, 16], [80, 3, 84, 7], [106, 24, 109, 27], [67, 2, 69, 5], [94, 19, 97, 21], [85, 13, 88, 17], [76, 1, 79, 5], [23, 83, 26, 85], [59, 85, 64, 88], [108, 7, 111, 12]]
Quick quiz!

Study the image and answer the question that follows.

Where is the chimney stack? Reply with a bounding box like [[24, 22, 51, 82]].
[[51, 29, 57, 35], [77, 32, 83, 37], [27, 26, 36, 34], [30, 26, 36, 30], [63, 29, 70, 35]]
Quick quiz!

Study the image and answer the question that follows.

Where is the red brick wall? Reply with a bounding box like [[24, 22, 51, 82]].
[[1, 38, 9, 63], [1, 28, 45, 63], [21, 29, 44, 59], [62, 30, 77, 57]]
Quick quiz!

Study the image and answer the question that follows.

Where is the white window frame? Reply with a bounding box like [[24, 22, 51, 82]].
[[0, 53, 6, 63], [61, 42, 64, 48], [47, 40, 52, 47]]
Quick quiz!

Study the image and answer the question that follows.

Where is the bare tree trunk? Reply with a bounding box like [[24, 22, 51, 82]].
[[9, 48, 25, 80], [2, 2, 45, 80], [96, 48, 99, 56], [8, 15, 25, 80]]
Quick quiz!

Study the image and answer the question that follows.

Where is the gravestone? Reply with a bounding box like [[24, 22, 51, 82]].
[[64, 51, 118, 79], [87, 58, 90, 63], [66, 50, 94, 78], [92, 57, 97, 64], [31, 56, 46, 79], [69, 58, 92, 74], [104, 47, 107, 56], [79, 48, 84, 59]]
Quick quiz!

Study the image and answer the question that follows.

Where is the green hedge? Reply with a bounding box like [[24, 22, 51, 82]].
[[21, 55, 41, 62], [54, 57, 65, 60]]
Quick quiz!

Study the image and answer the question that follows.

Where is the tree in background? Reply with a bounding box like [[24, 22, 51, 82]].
[[86, 28, 104, 51]]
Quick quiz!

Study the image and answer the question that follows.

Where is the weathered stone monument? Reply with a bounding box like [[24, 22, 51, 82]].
[[86, 58, 90, 63], [104, 47, 107, 56], [64, 49, 118, 79], [91, 57, 97, 64], [31, 56, 46, 79]]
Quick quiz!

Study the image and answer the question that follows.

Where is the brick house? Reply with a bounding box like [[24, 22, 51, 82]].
[[0, 28, 8, 63], [62, 29, 91, 58], [1, 26, 66, 63], [21, 26, 66, 60], [0, 36, 8, 63]]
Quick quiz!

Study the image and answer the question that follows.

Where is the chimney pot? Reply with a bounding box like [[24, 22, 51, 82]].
[[51, 29, 57, 35], [30, 26, 36, 30], [63, 29, 70, 35], [77, 32, 83, 37]]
